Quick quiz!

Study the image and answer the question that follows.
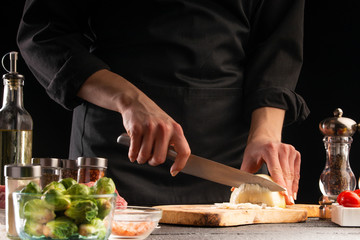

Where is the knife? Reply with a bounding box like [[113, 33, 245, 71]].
[[117, 133, 285, 192]]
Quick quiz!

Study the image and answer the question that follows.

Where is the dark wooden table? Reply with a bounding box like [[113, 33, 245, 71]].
[[148, 218, 360, 240]]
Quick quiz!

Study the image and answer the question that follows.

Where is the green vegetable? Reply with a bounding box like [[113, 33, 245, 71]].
[[96, 198, 112, 219], [66, 183, 91, 196], [24, 219, 45, 237], [59, 178, 77, 189], [92, 177, 116, 194], [18, 178, 117, 239], [44, 188, 71, 211], [19, 181, 42, 218], [79, 218, 107, 240], [20, 181, 41, 194], [42, 181, 66, 194], [64, 199, 98, 224], [43, 216, 78, 239], [24, 199, 56, 224]]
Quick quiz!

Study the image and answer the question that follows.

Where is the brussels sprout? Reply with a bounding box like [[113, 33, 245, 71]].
[[24, 219, 45, 237], [42, 181, 66, 194], [66, 183, 91, 196], [93, 177, 116, 194], [96, 198, 112, 219], [20, 181, 41, 193], [59, 178, 77, 190], [43, 216, 78, 239], [24, 199, 56, 224], [79, 218, 107, 240], [64, 199, 98, 224], [44, 188, 71, 211], [19, 181, 42, 218]]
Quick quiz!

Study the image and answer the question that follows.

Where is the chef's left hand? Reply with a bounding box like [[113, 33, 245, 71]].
[[241, 137, 300, 205], [240, 107, 300, 205]]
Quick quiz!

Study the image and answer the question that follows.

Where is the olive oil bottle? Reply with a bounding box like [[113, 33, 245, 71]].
[[0, 52, 33, 184]]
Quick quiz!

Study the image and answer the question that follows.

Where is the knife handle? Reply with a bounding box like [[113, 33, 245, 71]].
[[117, 133, 177, 161]]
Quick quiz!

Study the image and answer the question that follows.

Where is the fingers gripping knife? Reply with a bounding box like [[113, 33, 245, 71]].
[[117, 133, 285, 191]]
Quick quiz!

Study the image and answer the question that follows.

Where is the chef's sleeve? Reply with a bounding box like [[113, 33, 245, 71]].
[[17, 0, 109, 110], [243, 0, 310, 125]]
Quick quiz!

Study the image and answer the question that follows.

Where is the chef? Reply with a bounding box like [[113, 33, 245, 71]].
[[17, 0, 309, 205]]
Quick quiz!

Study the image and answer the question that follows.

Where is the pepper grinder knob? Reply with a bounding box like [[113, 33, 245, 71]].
[[333, 108, 343, 118]]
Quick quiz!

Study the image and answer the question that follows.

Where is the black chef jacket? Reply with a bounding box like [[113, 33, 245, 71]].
[[17, 0, 309, 205]]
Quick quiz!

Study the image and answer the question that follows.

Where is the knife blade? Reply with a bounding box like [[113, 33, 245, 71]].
[[117, 133, 285, 192]]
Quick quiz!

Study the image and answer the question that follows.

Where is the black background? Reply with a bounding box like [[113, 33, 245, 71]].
[[1, 0, 360, 204]]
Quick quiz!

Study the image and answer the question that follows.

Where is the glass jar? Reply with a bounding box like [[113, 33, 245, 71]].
[[60, 159, 78, 180], [4, 164, 41, 238], [319, 136, 356, 201], [31, 158, 61, 188], [77, 157, 107, 183]]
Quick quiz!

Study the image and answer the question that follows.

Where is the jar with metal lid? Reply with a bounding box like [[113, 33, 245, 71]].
[[77, 157, 107, 183], [31, 158, 61, 188], [60, 159, 78, 180], [4, 164, 41, 238], [319, 108, 359, 202]]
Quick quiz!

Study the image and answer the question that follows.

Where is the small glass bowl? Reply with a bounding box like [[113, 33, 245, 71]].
[[12, 192, 117, 240], [110, 206, 162, 239]]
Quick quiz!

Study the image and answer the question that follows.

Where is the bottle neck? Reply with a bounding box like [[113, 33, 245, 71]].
[[2, 79, 24, 108]]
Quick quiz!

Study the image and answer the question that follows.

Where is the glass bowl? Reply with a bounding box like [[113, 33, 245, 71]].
[[12, 192, 117, 240], [110, 206, 162, 239]]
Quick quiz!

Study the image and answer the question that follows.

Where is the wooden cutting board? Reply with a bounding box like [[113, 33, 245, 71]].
[[155, 204, 308, 227], [286, 204, 320, 218]]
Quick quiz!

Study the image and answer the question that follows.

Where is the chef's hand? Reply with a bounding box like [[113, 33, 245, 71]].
[[121, 91, 190, 177], [77, 69, 191, 176], [240, 107, 300, 205]]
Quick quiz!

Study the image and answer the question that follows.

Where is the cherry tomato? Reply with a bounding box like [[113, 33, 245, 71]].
[[337, 190, 350, 205], [337, 191, 360, 207], [354, 189, 360, 196]]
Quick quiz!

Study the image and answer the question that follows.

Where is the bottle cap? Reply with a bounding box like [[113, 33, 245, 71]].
[[61, 159, 77, 169], [77, 157, 108, 168], [31, 158, 62, 168], [4, 164, 42, 178], [2, 51, 24, 83]]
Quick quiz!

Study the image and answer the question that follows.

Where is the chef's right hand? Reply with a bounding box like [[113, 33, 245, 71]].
[[77, 69, 191, 176], [121, 92, 191, 176]]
